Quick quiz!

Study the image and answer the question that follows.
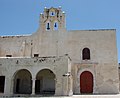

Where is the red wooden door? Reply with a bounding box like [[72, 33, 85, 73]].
[[80, 71, 93, 93]]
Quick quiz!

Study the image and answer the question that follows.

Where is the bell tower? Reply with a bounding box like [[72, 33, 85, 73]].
[[40, 6, 66, 31]]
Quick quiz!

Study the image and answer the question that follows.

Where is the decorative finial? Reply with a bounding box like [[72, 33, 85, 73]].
[[62, 11, 65, 14], [59, 6, 62, 9]]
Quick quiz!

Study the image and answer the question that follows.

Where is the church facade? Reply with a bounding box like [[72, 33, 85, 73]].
[[0, 7, 119, 96]]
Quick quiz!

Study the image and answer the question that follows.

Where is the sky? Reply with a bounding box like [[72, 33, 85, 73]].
[[0, 0, 120, 63]]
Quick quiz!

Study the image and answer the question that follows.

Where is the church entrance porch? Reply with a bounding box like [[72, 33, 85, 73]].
[[80, 71, 93, 94], [35, 69, 55, 95]]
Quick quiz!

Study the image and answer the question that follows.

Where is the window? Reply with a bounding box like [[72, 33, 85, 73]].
[[6, 55, 12, 57], [34, 54, 39, 57], [46, 23, 50, 30], [82, 48, 90, 60], [54, 22, 58, 30]]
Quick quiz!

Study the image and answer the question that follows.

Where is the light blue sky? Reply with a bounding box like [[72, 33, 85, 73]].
[[0, 0, 120, 63]]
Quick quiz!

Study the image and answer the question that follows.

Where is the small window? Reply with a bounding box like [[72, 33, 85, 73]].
[[54, 22, 58, 30], [46, 23, 50, 30], [6, 55, 12, 57], [82, 48, 90, 60], [34, 54, 39, 57]]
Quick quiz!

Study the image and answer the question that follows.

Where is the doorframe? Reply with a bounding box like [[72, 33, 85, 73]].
[[77, 69, 96, 94]]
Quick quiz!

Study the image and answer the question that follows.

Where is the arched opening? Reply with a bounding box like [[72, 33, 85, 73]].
[[80, 71, 93, 94], [50, 11, 55, 16], [13, 69, 32, 94], [82, 48, 90, 60], [54, 22, 58, 30], [35, 69, 55, 95], [46, 22, 50, 30]]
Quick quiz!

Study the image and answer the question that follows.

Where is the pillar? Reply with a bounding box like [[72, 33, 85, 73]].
[[62, 76, 68, 95], [68, 76, 73, 96], [4, 77, 11, 95], [62, 75, 73, 96], [32, 78, 36, 95]]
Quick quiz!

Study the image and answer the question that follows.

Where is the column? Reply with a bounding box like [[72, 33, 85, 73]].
[[4, 77, 11, 95], [32, 78, 36, 95], [62, 76, 68, 95], [68, 76, 73, 96]]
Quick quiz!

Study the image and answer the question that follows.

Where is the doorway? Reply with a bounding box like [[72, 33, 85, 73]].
[[14, 69, 32, 94], [0, 76, 5, 93], [80, 71, 93, 94], [35, 69, 55, 95]]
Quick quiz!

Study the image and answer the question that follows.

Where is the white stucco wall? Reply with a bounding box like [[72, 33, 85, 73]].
[[0, 29, 118, 65], [0, 56, 71, 96], [0, 7, 119, 96]]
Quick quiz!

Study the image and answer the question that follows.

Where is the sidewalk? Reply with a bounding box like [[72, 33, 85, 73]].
[[72, 94, 120, 98], [0, 94, 120, 98]]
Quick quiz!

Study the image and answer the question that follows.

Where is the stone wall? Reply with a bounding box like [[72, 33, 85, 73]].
[[0, 29, 118, 65], [0, 55, 71, 96], [72, 63, 119, 94]]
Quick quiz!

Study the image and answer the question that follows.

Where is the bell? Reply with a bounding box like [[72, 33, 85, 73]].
[[54, 23, 57, 27], [47, 23, 50, 30], [52, 12, 54, 15]]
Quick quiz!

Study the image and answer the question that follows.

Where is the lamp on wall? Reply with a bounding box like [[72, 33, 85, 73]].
[[63, 72, 71, 77]]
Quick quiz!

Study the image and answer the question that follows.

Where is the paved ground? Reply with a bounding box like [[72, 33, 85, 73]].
[[1, 94, 120, 98], [72, 94, 120, 98]]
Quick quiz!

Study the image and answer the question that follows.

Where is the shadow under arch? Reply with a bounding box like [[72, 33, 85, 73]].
[[35, 69, 56, 95], [13, 69, 32, 94]]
